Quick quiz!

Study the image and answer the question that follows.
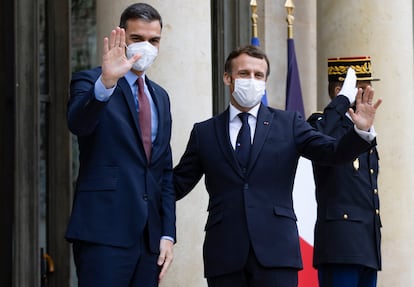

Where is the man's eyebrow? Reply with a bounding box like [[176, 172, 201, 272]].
[[128, 34, 161, 41], [129, 34, 145, 39]]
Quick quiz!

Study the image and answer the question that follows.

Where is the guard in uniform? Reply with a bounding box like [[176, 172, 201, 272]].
[[308, 56, 382, 287]]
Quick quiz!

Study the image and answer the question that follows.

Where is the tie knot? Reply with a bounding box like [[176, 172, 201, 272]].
[[137, 76, 144, 87], [137, 77, 145, 97], [238, 112, 249, 124]]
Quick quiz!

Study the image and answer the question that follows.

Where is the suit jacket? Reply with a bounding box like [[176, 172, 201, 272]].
[[308, 95, 381, 270], [174, 104, 373, 278], [65, 67, 176, 253]]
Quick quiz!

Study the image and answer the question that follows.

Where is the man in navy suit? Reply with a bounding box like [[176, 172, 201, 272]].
[[65, 3, 175, 286], [173, 45, 382, 287], [308, 57, 381, 287]]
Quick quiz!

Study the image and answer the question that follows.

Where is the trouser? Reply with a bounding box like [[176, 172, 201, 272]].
[[207, 246, 298, 287], [73, 229, 159, 287], [318, 264, 377, 287]]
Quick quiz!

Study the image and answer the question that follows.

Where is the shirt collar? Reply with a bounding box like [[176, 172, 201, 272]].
[[124, 70, 146, 86], [229, 102, 261, 122]]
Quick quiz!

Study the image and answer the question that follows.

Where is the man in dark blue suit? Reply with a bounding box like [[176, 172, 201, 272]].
[[173, 45, 382, 287], [65, 3, 175, 286], [308, 57, 381, 287]]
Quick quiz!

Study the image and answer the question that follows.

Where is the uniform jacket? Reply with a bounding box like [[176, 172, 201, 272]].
[[308, 95, 381, 270], [65, 67, 176, 253], [174, 104, 373, 278]]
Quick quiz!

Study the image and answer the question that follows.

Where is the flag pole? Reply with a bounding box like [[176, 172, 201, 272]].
[[285, 0, 295, 39], [250, 0, 260, 46], [284, 0, 304, 116], [250, 0, 267, 104]]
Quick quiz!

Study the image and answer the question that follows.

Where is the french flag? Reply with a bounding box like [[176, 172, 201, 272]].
[[286, 37, 318, 287]]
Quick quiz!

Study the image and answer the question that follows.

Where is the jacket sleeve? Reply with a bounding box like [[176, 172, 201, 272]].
[[67, 68, 109, 136], [173, 124, 205, 200], [296, 111, 372, 165], [307, 95, 352, 138]]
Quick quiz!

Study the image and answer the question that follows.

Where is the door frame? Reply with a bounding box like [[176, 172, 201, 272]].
[[211, 0, 251, 115], [0, 0, 72, 285]]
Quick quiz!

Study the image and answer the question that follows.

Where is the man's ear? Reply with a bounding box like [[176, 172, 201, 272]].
[[223, 72, 232, 86], [334, 86, 342, 97]]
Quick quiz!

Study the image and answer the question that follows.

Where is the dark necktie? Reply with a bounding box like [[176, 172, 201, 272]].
[[236, 112, 251, 168], [137, 77, 152, 162]]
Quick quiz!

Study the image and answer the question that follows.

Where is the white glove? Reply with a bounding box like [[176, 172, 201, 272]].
[[338, 67, 358, 104]]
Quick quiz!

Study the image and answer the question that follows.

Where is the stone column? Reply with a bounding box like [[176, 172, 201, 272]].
[[317, 1, 414, 286], [96, 1, 211, 286]]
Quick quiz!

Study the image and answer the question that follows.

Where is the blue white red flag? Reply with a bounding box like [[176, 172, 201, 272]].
[[286, 37, 318, 287]]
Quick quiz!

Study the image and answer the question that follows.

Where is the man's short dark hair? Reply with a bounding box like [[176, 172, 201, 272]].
[[119, 3, 163, 29], [224, 45, 270, 77], [328, 81, 342, 99]]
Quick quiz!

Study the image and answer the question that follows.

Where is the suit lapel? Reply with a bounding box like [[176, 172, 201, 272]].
[[213, 109, 244, 176], [118, 77, 141, 135], [145, 78, 165, 163], [118, 77, 149, 164], [248, 105, 274, 172], [214, 106, 275, 177]]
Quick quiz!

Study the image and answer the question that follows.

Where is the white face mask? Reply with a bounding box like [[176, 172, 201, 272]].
[[232, 78, 266, 108], [126, 41, 158, 71]]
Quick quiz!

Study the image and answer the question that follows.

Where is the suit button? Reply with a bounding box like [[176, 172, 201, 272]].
[[370, 169, 375, 174], [376, 209, 380, 215], [370, 149, 374, 154], [374, 189, 378, 194], [143, 194, 148, 201], [343, 214, 348, 220]]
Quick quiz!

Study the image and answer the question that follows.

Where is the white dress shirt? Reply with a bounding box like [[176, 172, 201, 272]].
[[229, 103, 261, 150]]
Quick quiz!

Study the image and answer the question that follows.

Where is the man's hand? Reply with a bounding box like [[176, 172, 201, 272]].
[[158, 238, 174, 282], [349, 85, 382, 131], [101, 27, 141, 88]]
